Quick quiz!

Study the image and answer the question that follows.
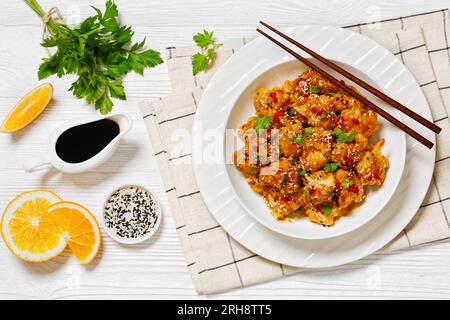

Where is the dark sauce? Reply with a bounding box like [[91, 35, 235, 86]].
[[56, 119, 120, 164]]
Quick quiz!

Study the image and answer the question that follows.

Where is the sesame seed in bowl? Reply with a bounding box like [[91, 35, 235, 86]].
[[103, 185, 161, 244]]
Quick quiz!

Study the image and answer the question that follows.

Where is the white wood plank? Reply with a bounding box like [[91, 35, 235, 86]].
[[1, 0, 450, 299]]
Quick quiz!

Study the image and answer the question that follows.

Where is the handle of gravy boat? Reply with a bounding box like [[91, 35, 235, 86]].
[[119, 113, 132, 135], [23, 154, 52, 173]]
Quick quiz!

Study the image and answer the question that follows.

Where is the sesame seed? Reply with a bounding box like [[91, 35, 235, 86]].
[[104, 186, 159, 240]]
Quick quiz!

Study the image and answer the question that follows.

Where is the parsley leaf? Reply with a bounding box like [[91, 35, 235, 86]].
[[192, 29, 222, 75], [128, 49, 163, 75], [320, 205, 333, 214], [289, 133, 304, 143], [279, 174, 286, 184], [27, 0, 163, 114], [294, 134, 304, 144], [304, 127, 313, 136], [308, 84, 321, 94], [333, 128, 355, 143], [247, 168, 257, 175], [95, 89, 114, 114], [192, 53, 210, 75], [193, 29, 215, 48], [108, 80, 126, 100], [253, 116, 272, 134], [324, 162, 339, 172], [297, 168, 307, 178], [343, 179, 353, 189]]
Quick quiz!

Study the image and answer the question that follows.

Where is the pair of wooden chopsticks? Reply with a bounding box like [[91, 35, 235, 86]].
[[257, 21, 441, 149]]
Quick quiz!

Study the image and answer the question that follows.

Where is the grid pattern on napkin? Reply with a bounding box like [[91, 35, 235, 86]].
[[140, 10, 450, 294]]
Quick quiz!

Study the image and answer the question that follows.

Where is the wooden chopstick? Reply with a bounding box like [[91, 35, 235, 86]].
[[256, 27, 434, 149], [260, 21, 441, 135]]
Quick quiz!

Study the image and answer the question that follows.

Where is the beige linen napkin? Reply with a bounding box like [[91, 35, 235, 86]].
[[140, 10, 450, 294]]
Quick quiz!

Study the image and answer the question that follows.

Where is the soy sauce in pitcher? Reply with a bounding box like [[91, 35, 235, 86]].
[[55, 119, 120, 164]]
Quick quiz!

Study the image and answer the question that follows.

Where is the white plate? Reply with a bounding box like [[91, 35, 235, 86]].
[[192, 25, 436, 268], [225, 59, 406, 239]]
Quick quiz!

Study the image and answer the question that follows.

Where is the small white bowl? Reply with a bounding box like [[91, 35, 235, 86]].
[[102, 184, 162, 245]]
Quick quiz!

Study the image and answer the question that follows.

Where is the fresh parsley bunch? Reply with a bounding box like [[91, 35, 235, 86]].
[[192, 30, 222, 75], [25, 0, 163, 114]]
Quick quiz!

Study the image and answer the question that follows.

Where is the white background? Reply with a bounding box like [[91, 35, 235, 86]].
[[1, 0, 450, 299]]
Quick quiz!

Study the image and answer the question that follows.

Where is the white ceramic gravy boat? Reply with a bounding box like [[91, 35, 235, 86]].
[[23, 113, 132, 174]]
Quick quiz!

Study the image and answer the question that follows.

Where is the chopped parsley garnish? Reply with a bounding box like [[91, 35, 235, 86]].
[[287, 108, 296, 116], [288, 132, 304, 144], [326, 91, 335, 96], [253, 116, 272, 134], [324, 162, 339, 172], [294, 134, 304, 144], [320, 205, 333, 214], [333, 128, 355, 143], [279, 174, 286, 184], [304, 189, 311, 198], [247, 168, 257, 175], [304, 127, 313, 135], [343, 179, 353, 189], [320, 111, 327, 119], [297, 168, 307, 178], [308, 84, 321, 94]]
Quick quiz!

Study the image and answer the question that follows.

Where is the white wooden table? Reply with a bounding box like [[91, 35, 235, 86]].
[[1, 0, 450, 300]]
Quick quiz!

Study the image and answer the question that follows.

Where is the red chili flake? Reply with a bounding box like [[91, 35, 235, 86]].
[[335, 181, 342, 189], [310, 107, 323, 117], [352, 118, 360, 125], [280, 196, 289, 203], [302, 93, 311, 98], [272, 109, 283, 122], [270, 92, 278, 102], [309, 186, 317, 195], [339, 79, 346, 85], [315, 206, 323, 214], [343, 156, 354, 166], [333, 117, 339, 127], [348, 184, 359, 193]]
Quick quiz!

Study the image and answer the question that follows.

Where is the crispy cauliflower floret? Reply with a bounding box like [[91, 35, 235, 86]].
[[356, 139, 389, 185], [331, 133, 369, 168], [336, 106, 379, 138], [303, 170, 336, 205]]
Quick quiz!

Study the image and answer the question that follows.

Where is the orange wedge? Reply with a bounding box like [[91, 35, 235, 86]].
[[1, 190, 67, 262], [47, 202, 101, 265], [1, 83, 53, 133]]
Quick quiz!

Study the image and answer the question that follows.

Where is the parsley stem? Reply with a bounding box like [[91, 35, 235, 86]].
[[24, 0, 65, 36], [24, 0, 46, 18]]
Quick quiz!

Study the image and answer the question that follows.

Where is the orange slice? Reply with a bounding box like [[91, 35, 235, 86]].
[[1, 83, 53, 133], [1, 190, 67, 262], [47, 202, 101, 265]]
